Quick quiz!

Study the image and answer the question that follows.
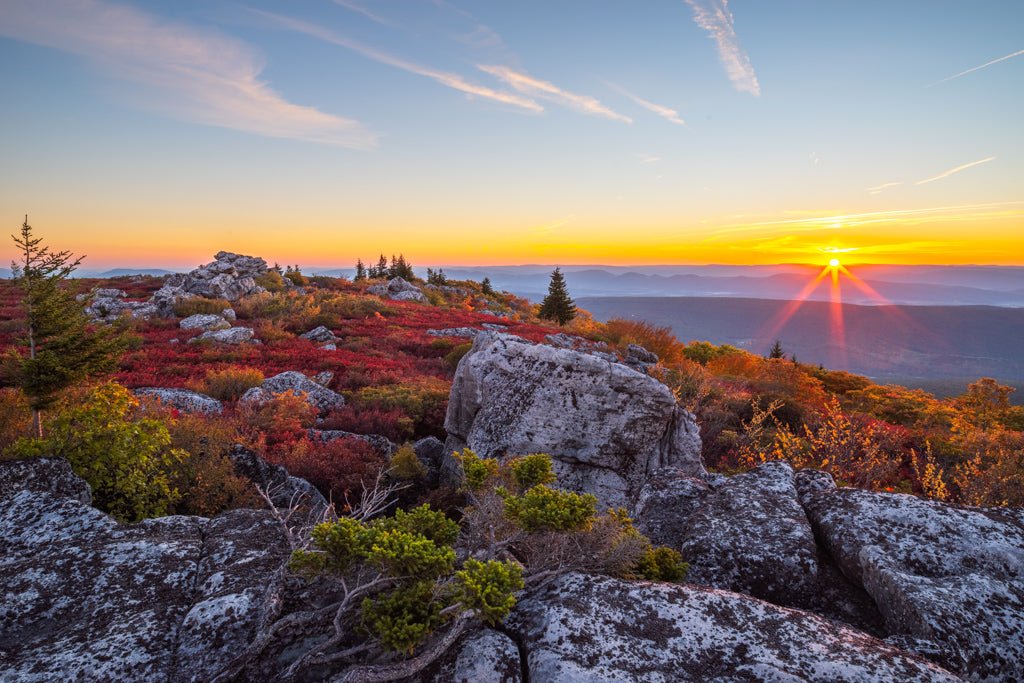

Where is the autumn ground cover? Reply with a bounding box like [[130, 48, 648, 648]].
[[2, 273, 1022, 515]]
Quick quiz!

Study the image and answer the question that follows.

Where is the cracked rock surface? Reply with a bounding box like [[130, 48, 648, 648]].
[[444, 332, 704, 508], [0, 458, 289, 683]]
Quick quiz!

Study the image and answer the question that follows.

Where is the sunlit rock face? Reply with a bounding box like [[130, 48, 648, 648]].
[[240, 370, 346, 414], [444, 332, 704, 508], [505, 573, 963, 683]]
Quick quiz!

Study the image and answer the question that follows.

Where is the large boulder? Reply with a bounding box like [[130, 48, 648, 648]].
[[134, 388, 224, 415], [799, 474, 1024, 682], [444, 333, 703, 508], [0, 458, 289, 683], [505, 573, 961, 683], [241, 371, 345, 414], [299, 325, 338, 343], [640, 461, 881, 632], [0, 457, 91, 504]]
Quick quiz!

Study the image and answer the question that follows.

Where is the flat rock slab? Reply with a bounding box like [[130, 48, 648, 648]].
[[506, 573, 962, 683]]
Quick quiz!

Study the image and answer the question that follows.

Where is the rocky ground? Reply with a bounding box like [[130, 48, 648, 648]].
[[1, 325, 1022, 682]]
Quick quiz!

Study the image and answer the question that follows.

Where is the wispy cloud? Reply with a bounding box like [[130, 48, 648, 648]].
[[331, 0, 391, 26], [915, 156, 996, 185], [0, 0, 376, 148], [867, 181, 902, 195], [701, 201, 1024, 240], [683, 0, 760, 96], [256, 11, 542, 113], [637, 154, 663, 164], [479, 65, 632, 123], [609, 83, 685, 125], [932, 48, 1024, 86]]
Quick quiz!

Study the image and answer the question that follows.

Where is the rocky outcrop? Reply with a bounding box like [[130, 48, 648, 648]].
[[80, 288, 159, 322], [505, 573, 961, 683], [134, 388, 224, 414], [798, 475, 1024, 682], [189, 327, 255, 345], [240, 371, 345, 414], [367, 277, 427, 303], [444, 332, 703, 508], [0, 457, 289, 683], [0, 457, 91, 504], [144, 252, 267, 318], [178, 313, 230, 331], [638, 462, 882, 632], [170, 251, 268, 301]]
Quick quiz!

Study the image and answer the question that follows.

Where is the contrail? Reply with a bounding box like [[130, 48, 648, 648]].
[[932, 48, 1024, 85]]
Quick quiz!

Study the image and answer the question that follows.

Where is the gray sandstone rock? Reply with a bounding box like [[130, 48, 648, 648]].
[[0, 457, 91, 504], [0, 458, 289, 683], [178, 313, 230, 331], [427, 327, 481, 338], [227, 445, 329, 513], [506, 573, 961, 683], [799, 477, 1024, 682], [240, 371, 345, 414], [309, 429, 397, 456], [369, 277, 428, 303], [451, 629, 522, 682], [134, 388, 224, 415], [190, 327, 255, 345], [444, 332, 703, 508], [300, 325, 338, 343]]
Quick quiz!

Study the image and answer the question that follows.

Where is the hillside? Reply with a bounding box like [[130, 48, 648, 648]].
[[2, 251, 1023, 682], [579, 296, 1024, 387]]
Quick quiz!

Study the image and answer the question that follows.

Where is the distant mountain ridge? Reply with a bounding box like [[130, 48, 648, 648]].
[[579, 296, 1024, 385], [311, 264, 1024, 307]]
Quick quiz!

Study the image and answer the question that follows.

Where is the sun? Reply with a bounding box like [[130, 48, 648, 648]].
[[829, 258, 841, 268]]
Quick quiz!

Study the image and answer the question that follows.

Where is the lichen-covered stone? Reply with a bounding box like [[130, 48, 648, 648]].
[[444, 332, 703, 508], [0, 459, 289, 683], [190, 327, 255, 345], [506, 573, 962, 683], [241, 371, 345, 414], [799, 477, 1024, 682], [178, 313, 230, 331], [135, 388, 224, 414]]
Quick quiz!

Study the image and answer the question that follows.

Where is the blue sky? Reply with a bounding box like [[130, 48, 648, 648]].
[[0, 0, 1021, 267]]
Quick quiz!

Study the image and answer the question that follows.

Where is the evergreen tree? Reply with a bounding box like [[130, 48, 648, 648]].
[[5, 216, 125, 437], [354, 258, 367, 281], [374, 253, 388, 279], [426, 268, 447, 285], [481, 277, 494, 295], [538, 267, 576, 326], [768, 340, 786, 360]]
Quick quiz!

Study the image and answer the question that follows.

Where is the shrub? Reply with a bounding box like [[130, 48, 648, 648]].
[[7, 382, 185, 521], [320, 405, 414, 443], [0, 388, 32, 457], [504, 484, 597, 532], [635, 546, 690, 582], [202, 366, 265, 401], [173, 297, 232, 317], [601, 318, 684, 364], [444, 342, 473, 371], [254, 271, 288, 293], [242, 392, 318, 444], [390, 442, 427, 481], [270, 436, 385, 503], [165, 411, 259, 516], [353, 377, 450, 438]]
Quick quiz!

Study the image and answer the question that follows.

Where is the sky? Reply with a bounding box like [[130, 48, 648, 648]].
[[0, 0, 1021, 269]]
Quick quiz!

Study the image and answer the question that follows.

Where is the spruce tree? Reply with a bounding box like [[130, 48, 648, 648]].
[[538, 267, 576, 326], [481, 277, 494, 295], [375, 254, 388, 278], [5, 216, 125, 437], [768, 339, 785, 360], [354, 258, 367, 281]]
